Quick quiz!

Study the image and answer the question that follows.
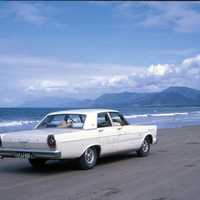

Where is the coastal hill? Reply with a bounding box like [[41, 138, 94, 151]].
[[22, 86, 200, 107]]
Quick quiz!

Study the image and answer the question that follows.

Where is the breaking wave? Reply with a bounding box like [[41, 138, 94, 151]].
[[125, 112, 189, 119], [0, 120, 39, 128], [125, 114, 148, 119], [150, 112, 188, 117]]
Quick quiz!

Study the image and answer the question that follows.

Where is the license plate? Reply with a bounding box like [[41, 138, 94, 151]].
[[16, 152, 32, 159]]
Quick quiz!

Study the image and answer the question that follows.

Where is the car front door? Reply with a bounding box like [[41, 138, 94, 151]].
[[97, 112, 119, 155], [109, 112, 141, 152]]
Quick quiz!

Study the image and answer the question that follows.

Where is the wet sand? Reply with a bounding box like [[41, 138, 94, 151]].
[[0, 125, 200, 200]]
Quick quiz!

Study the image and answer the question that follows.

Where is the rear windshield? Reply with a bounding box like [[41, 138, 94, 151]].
[[37, 114, 86, 129]]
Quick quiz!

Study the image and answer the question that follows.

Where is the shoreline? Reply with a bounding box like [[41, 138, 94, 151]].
[[1, 107, 200, 132], [158, 124, 200, 130]]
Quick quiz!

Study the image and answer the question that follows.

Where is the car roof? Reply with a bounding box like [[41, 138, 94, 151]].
[[48, 108, 119, 116]]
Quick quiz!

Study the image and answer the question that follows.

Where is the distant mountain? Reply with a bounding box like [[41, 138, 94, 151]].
[[21, 87, 200, 107], [94, 92, 147, 106], [94, 87, 200, 107]]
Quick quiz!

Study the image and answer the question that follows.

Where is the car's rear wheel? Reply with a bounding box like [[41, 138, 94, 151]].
[[28, 158, 47, 169], [137, 138, 151, 157], [78, 147, 97, 170]]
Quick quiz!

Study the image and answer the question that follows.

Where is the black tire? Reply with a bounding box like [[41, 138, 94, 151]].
[[28, 158, 47, 169], [137, 138, 151, 157], [78, 147, 98, 170]]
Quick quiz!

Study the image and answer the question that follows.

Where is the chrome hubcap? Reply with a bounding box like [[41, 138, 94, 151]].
[[85, 149, 95, 164], [142, 140, 149, 152]]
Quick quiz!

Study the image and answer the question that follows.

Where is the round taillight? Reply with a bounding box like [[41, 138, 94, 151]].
[[47, 135, 56, 148]]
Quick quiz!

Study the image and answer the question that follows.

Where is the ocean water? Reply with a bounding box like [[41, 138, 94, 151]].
[[0, 107, 200, 133]]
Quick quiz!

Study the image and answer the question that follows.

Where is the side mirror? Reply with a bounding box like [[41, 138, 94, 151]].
[[113, 122, 121, 126]]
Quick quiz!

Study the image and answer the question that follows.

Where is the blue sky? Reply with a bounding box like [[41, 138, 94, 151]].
[[0, 1, 200, 106]]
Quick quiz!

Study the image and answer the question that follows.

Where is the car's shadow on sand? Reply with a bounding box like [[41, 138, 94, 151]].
[[0, 152, 140, 175], [98, 152, 138, 165]]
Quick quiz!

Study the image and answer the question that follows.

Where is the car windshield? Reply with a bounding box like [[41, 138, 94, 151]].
[[37, 114, 86, 129]]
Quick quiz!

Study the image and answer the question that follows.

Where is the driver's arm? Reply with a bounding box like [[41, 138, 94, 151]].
[[59, 121, 67, 128]]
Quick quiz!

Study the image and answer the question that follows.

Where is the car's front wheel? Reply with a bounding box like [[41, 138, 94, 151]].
[[137, 138, 151, 157], [28, 158, 47, 169], [78, 147, 98, 170]]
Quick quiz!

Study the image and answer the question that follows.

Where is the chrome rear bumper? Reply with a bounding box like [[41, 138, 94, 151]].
[[0, 148, 61, 159]]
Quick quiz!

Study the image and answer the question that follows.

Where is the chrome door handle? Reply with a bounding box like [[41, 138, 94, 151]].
[[98, 129, 104, 132]]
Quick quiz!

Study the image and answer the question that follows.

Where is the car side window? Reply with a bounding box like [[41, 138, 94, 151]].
[[97, 112, 112, 128], [109, 112, 129, 126], [43, 114, 65, 127]]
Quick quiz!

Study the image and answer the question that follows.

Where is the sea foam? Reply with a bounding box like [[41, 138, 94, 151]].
[[0, 120, 39, 128], [150, 112, 188, 117], [125, 112, 189, 119]]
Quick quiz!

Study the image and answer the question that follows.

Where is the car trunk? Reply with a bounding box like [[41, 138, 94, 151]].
[[1, 128, 71, 151]]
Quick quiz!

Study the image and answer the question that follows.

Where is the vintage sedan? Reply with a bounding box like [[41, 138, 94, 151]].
[[0, 109, 157, 170]]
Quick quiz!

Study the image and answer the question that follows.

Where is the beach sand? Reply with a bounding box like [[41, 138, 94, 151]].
[[0, 125, 200, 200]]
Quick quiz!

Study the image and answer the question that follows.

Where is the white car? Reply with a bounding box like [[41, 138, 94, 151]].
[[0, 109, 157, 170]]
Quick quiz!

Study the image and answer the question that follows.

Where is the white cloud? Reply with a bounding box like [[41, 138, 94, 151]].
[[26, 80, 69, 93], [182, 54, 200, 66], [0, 2, 56, 25], [0, 53, 143, 100], [146, 49, 198, 60], [0, 54, 67, 68], [89, 75, 128, 87], [115, 2, 200, 33], [11, 2, 47, 24], [148, 64, 172, 76], [0, 53, 200, 105], [0, 54, 140, 76], [144, 2, 200, 32], [86, 54, 200, 92], [2, 2, 200, 32]]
